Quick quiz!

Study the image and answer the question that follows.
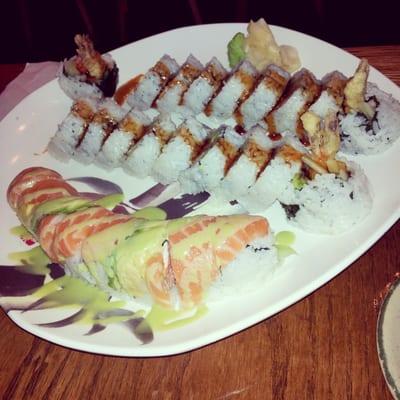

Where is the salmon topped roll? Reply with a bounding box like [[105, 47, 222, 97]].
[[7, 167, 62, 210], [82, 214, 278, 309], [8, 167, 280, 309]]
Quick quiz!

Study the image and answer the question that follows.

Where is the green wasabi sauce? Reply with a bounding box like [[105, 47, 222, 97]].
[[146, 304, 208, 331], [10, 225, 33, 240], [274, 231, 297, 262], [133, 207, 167, 221], [9, 246, 50, 275], [275, 231, 296, 247], [33, 276, 136, 325], [291, 173, 307, 190], [92, 193, 124, 209]]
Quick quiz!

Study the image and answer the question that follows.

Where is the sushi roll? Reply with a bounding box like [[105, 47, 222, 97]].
[[8, 168, 279, 310], [123, 115, 176, 177], [16, 180, 79, 232], [152, 118, 211, 184], [126, 54, 179, 110], [278, 110, 373, 234], [58, 34, 118, 100], [205, 60, 259, 121], [235, 64, 290, 130], [7, 167, 63, 210], [238, 141, 304, 212], [50, 208, 131, 281], [339, 59, 400, 154], [279, 160, 372, 234], [179, 125, 248, 194], [182, 57, 228, 115], [74, 98, 128, 164], [307, 71, 347, 119], [82, 214, 278, 309], [221, 126, 278, 201], [155, 55, 204, 114], [97, 108, 154, 168], [48, 97, 98, 161], [266, 68, 320, 144]]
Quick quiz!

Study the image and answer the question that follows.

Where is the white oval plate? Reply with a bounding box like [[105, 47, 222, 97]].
[[0, 24, 399, 356], [378, 278, 400, 399]]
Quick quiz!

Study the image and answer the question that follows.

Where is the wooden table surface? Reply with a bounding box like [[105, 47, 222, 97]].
[[0, 45, 399, 400]]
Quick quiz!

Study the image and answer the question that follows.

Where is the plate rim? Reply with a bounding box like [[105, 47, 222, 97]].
[[377, 277, 400, 399]]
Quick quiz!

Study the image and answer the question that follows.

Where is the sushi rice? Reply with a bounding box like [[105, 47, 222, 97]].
[[152, 117, 211, 184], [339, 83, 400, 155]]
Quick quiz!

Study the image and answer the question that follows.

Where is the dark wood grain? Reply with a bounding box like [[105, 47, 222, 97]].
[[0, 46, 399, 400]]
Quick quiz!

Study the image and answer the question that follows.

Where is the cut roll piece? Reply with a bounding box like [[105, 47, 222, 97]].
[[126, 54, 179, 110], [182, 57, 227, 115], [308, 71, 347, 118], [221, 126, 278, 201], [41, 207, 131, 282], [152, 118, 211, 184], [7, 167, 62, 210], [299, 71, 347, 154], [167, 215, 277, 308], [279, 161, 372, 234], [340, 82, 400, 155], [179, 125, 248, 194], [155, 55, 204, 114], [58, 34, 118, 100], [16, 183, 79, 233], [97, 108, 154, 168], [235, 64, 290, 130], [74, 98, 128, 164], [266, 68, 320, 144], [205, 60, 258, 121], [48, 98, 98, 161], [123, 115, 177, 177], [238, 143, 303, 212]]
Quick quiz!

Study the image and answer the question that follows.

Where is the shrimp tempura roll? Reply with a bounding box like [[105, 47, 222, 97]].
[[59, 34, 118, 100]]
